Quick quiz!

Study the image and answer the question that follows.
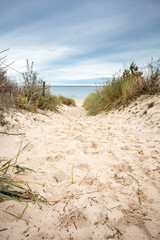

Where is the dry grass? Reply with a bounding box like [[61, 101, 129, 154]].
[[71, 164, 74, 184], [128, 174, 142, 205]]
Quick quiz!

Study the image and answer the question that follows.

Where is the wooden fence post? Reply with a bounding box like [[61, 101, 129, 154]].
[[42, 81, 45, 96]]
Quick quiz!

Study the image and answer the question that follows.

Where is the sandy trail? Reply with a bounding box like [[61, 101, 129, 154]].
[[0, 95, 160, 240]]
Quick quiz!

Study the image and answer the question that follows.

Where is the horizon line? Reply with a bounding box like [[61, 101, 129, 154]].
[[50, 82, 110, 86], [50, 84, 102, 86]]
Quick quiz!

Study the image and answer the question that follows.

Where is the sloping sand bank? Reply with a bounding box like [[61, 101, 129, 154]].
[[0, 95, 160, 240]]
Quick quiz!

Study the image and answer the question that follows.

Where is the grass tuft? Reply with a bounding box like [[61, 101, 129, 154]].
[[58, 95, 76, 106], [0, 143, 44, 204]]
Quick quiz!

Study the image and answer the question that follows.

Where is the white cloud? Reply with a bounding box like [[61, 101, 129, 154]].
[[5, 46, 74, 74], [44, 61, 123, 83], [0, 0, 160, 85]]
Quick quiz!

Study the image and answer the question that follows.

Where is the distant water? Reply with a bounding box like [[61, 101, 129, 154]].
[[50, 86, 98, 99]]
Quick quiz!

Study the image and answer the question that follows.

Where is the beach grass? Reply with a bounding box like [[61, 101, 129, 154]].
[[84, 62, 160, 115], [0, 142, 44, 205], [58, 95, 76, 106]]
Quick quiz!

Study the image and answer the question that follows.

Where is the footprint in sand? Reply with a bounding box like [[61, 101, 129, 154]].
[[113, 163, 133, 173], [58, 209, 92, 239], [122, 225, 151, 240], [77, 163, 89, 170], [53, 170, 70, 182], [82, 141, 99, 155], [46, 154, 63, 162]]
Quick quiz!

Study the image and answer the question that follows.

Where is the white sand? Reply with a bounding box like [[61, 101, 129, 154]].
[[75, 99, 84, 107], [0, 95, 160, 240]]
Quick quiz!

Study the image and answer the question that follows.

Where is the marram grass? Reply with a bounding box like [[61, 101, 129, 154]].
[[0, 173, 42, 203], [58, 95, 76, 106], [84, 62, 160, 115], [0, 142, 44, 204]]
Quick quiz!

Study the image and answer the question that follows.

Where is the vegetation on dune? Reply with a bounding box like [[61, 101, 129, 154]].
[[0, 53, 75, 115], [84, 61, 160, 115], [58, 95, 76, 106], [0, 112, 8, 126], [0, 142, 44, 216], [15, 60, 60, 111], [0, 52, 46, 216], [0, 69, 19, 110]]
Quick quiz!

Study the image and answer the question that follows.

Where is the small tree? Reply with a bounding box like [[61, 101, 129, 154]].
[[122, 62, 143, 79], [22, 59, 43, 103]]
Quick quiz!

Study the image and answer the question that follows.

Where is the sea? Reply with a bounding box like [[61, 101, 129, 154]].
[[50, 85, 99, 99]]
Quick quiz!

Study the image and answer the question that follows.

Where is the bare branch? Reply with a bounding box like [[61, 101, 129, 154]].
[[0, 55, 7, 62], [0, 49, 9, 54], [0, 61, 22, 74], [0, 61, 15, 69]]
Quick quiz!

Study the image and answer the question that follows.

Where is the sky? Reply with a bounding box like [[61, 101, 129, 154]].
[[0, 0, 160, 85]]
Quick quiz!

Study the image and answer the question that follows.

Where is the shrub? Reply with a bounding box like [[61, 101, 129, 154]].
[[0, 58, 75, 113], [16, 94, 31, 110], [21, 60, 44, 103], [16, 60, 59, 111], [0, 69, 19, 110], [58, 95, 76, 106], [145, 62, 160, 92], [0, 112, 8, 126], [0, 50, 19, 110], [36, 94, 59, 111]]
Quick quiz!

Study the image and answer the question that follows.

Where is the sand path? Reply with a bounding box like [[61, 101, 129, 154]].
[[0, 96, 160, 239]]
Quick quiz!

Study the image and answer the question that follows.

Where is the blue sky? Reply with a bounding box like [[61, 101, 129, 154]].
[[0, 0, 160, 85]]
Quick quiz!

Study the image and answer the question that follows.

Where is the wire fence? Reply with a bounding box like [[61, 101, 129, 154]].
[[140, 58, 160, 70], [0, 49, 22, 75]]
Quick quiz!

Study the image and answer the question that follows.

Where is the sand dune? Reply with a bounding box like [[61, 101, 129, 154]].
[[0, 95, 160, 240]]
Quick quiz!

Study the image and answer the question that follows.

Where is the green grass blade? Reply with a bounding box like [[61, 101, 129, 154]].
[[0, 179, 26, 190], [0, 210, 29, 223], [15, 165, 36, 173], [0, 143, 30, 169], [0, 192, 20, 202], [0, 188, 25, 198]]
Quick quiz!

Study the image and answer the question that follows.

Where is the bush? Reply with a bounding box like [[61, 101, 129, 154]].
[[15, 60, 59, 111], [21, 60, 44, 103], [0, 112, 8, 126], [36, 94, 59, 111], [84, 62, 160, 115], [58, 95, 76, 106], [0, 53, 76, 115], [0, 69, 19, 110], [145, 62, 160, 93]]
